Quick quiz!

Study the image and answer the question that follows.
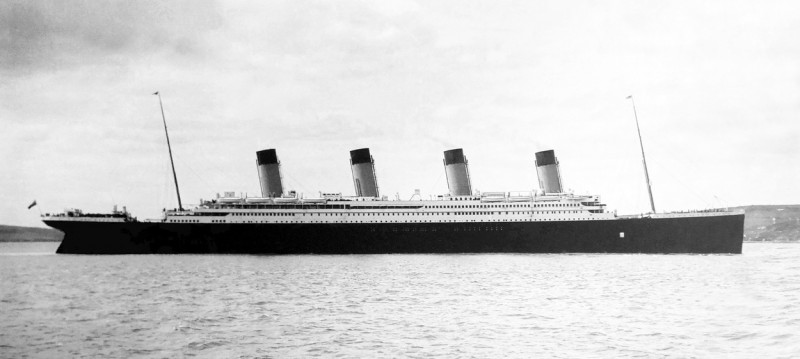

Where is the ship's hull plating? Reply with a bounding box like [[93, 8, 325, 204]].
[[48, 214, 744, 254]]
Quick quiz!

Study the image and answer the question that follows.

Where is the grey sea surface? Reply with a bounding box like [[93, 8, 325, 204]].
[[1, 242, 798, 358]]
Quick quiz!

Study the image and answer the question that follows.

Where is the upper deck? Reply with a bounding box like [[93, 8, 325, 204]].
[[160, 192, 614, 224], [42, 191, 741, 226]]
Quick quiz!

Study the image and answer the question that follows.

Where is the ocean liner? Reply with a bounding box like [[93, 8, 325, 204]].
[[43, 95, 745, 254]]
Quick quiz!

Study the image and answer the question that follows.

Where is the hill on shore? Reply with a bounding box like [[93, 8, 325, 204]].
[[737, 205, 800, 242], [0, 225, 63, 242]]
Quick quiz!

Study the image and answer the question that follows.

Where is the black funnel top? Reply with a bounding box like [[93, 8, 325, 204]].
[[443, 148, 467, 165], [350, 148, 372, 164], [256, 149, 279, 165], [535, 150, 557, 166]]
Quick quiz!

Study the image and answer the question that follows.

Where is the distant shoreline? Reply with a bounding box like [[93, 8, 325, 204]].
[[735, 204, 800, 242], [743, 240, 798, 243], [0, 239, 62, 243], [0, 225, 64, 242]]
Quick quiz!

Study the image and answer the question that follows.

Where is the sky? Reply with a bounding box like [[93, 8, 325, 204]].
[[2, 0, 798, 227]]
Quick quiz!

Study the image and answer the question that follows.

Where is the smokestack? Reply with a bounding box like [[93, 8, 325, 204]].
[[256, 149, 284, 197], [350, 148, 379, 197], [443, 148, 472, 196], [535, 150, 563, 194]]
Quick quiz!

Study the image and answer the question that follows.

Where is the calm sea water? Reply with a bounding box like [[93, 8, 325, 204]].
[[1, 242, 798, 358]]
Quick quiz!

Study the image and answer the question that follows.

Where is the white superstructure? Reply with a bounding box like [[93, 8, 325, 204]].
[[163, 192, 614, 224]]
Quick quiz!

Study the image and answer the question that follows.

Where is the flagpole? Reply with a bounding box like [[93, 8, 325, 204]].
[[154, 91, 184, 211], [627, 95, 656, 214]]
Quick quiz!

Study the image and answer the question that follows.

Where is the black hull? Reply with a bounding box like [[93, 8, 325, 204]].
[[47, 214, 745, 254]]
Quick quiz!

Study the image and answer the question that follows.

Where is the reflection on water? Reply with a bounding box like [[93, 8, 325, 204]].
[[1, 242, 798, 357]]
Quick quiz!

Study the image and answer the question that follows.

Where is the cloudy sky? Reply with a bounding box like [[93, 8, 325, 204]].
[[2, 0, 798, 227]]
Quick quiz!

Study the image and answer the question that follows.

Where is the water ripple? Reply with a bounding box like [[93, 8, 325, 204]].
[[1, 242, 799, 357]]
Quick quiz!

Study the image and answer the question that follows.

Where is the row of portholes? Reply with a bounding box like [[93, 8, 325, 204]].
[[427, 203, 583, 209], [172, 210, 600, 223], [226, 210, 587, 217], [223, 217, 602, 224]]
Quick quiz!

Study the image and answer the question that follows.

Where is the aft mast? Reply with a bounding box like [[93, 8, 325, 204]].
[[154, 91, 184, 211], [627, 95, 656, 213]]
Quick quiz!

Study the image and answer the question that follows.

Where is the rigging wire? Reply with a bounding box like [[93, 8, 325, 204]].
[[426, 169, 445, 197], [644, 145, 719, 210], [281, 168, 312, 196]]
